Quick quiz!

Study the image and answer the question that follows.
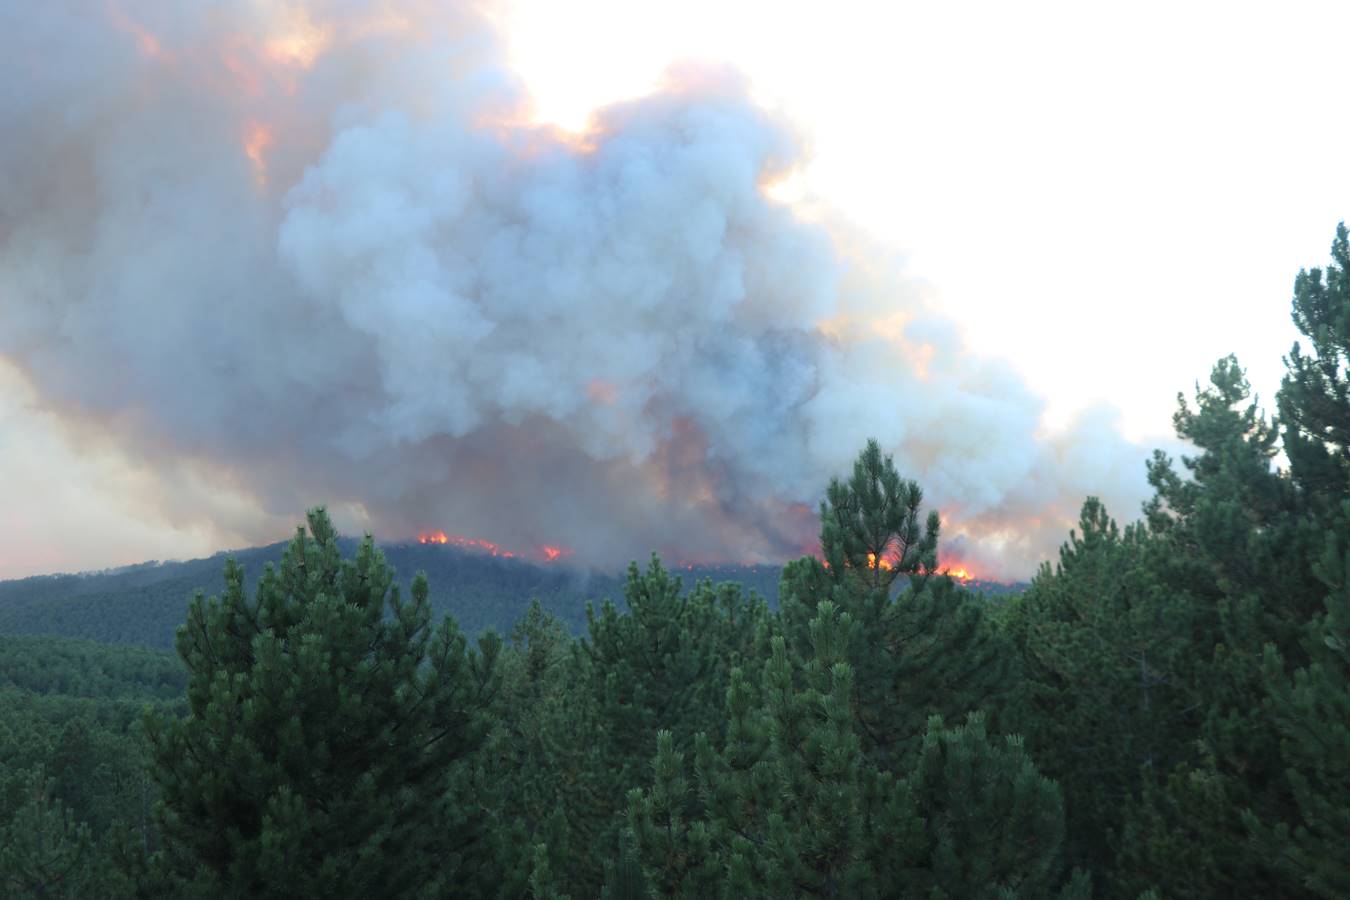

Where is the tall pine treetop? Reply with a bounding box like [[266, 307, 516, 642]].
[[819, 438, 939, 594], [1282, 221, 1350, 509], [144, 508, 503, 898]]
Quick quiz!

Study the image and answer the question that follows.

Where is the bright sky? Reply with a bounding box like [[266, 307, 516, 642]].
[[502, 0, 1350, 439], [5, 1, 1350, 579]]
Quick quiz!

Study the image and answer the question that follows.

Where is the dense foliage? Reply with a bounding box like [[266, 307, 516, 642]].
[[4, 224, 1350, 896], [144, 513, 504, 897]]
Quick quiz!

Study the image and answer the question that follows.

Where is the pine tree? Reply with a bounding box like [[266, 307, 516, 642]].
[[490, 600, 610, 896], [629, 601, 1072, 898], [1005, 498, 1201, 880], [629, 603, 924, 898], [578, 557, 772, 892], [1115, 233, 1350, 897], [1239, 222, 1350, 896], [1114, 358, 1314, 897], [818, 438, 939, 594], [143, 509, 502, 898], [0, 767, 100, 898], [1280, 222, 1350, 512], [584, 557, 771, 765], [599, 830, 647, 900], [1114, 751, 1243, 899], [1247, 512, 1350, 896], [906, 712, 1069, 899], [1145, 355, 1322, 657], [781, 439, 1012, 770], [1235, 223, 1350, 899]]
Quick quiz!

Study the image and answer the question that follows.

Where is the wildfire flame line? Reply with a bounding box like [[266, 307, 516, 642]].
[[824, 552, 976, 583], [417, 531, 572, 564], [414, 533, 974, 580]]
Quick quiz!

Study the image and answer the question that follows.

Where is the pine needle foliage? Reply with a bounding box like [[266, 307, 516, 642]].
[[144, 509, 502, 898]]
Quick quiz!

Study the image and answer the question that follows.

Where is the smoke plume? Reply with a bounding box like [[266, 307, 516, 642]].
[[0, 0, 1150, 578]]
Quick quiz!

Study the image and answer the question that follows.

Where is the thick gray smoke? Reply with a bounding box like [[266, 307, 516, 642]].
[[0, 0, 1150, 578]]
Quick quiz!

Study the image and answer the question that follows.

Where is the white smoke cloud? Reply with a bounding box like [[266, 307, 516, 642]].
[[0, 0, 1151, 578]]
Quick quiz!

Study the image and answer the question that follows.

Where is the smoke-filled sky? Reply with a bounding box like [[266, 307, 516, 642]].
[[2, 0, 1347, 581]]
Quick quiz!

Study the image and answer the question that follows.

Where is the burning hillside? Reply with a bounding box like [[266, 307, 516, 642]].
[[416, 532, 573, 564]]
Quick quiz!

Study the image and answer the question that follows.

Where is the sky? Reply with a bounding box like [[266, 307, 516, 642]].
[[2, 0, 1348, 580], [502, 0, 1350, 436]]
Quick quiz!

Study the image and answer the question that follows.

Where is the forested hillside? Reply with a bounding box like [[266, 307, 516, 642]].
[[4, 226, 1350, 896], [0, 635, 185, 701], [0, 636, 184, 896], [0, 543, 630, 648], [0, 545, 1013, 650]]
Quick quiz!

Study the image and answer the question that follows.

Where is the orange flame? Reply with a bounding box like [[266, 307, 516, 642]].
[[866, 552, 895, 571], [819, 552, 979, 583], [417, 532, 572, 564], [417, 532, 515, 558]]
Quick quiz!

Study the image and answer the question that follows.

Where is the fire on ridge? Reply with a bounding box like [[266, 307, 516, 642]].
[[417, 532, 573, 565], [856, 552, 976, 584], [415, 530, 980, 583]]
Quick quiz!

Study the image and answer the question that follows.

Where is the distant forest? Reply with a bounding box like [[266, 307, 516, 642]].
[[4, 226, 1350, 897], [0, 543, 1018, 649], [0, 544, 788, 647]]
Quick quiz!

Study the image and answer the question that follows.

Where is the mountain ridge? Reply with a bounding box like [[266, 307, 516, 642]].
[[0, 540, 1024, 651]]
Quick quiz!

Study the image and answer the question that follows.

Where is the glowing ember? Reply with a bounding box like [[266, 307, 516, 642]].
[[820, 552, 979, 583], [417, 532, 514, 557], [417, 532, 572, 564]]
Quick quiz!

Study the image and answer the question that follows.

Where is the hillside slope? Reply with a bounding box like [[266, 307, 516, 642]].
[[0, 542, 791, 649], [0, 541, 1021, 650]]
